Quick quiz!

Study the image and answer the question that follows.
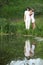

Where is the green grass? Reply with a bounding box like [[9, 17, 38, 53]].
[[0, 15, 43, 37]]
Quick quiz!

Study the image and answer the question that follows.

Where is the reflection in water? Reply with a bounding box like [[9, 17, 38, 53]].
[[24, 40, 35, 59], [8, 58, 43, 65], [7, 39, 43, 65], [0, 35, 43, 65]]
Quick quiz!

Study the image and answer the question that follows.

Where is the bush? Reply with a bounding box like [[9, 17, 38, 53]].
[[0, 0, 43, 18]]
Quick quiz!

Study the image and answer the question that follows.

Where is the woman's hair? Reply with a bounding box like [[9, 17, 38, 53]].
[[26, 7, 34, 12], [26, 7, 31, 11]]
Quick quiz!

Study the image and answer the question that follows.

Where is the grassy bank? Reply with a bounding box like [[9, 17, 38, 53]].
[[0, 15, 43, 37]]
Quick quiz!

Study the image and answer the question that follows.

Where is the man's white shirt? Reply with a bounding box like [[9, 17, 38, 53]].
[[24, 10, 30, 21]]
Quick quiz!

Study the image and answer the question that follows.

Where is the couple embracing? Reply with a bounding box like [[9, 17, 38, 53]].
[[24, 7, 36, 30]]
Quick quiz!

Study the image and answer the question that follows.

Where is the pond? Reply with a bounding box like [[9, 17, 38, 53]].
[[0, 35, 43, 65]]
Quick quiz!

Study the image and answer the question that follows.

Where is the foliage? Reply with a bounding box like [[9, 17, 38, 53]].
[[0, 0, 43, 18], [0, 16, 43, 37]]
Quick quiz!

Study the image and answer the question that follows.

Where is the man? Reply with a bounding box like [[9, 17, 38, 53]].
[[24, 7, 31, 29], [24, 7, 35, 30]]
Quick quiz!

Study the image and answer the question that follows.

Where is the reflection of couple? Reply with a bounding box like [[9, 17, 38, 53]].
[[24, 7, 35, 30], [24, 40, 35, 59]]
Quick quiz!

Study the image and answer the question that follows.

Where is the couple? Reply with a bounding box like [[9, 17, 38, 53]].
[[24, 40, 35, 59], [24, 7, 35, 30]]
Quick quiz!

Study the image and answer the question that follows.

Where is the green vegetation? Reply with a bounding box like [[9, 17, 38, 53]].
[[0, 0, 43, 36], [0, 0, 43, 65], [0, 36, 43, 65], [0, 15, 43, 37], [0, 0, 43, 18]]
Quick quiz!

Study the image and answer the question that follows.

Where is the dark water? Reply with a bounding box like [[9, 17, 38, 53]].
[[0, 35, 43, 65]]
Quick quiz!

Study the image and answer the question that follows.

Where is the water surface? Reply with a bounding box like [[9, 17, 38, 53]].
[[0, 35, 43, 65]]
